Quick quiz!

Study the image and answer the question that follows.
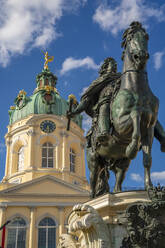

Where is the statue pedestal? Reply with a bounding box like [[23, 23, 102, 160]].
[[87, 190, 150, 223], [58, 189, 165, 248], [86, 191, 150, 248]]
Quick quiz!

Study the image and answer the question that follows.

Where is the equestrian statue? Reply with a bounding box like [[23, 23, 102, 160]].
[[67, 22, 165, 198]]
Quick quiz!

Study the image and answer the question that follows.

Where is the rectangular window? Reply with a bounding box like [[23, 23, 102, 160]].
[[38, 228, 46, 248], [70, 148, 76, 173], [42, 143, 54, 168], [48, 148, 53, 157], [17, 228, 26, 248], [48, 159, 53, 168], [42, 158, 47, 168], [42, 148, 47, 157], [7, 228, 26, 248], [7, 229, 16, 248], [48, 228, 56, 248]]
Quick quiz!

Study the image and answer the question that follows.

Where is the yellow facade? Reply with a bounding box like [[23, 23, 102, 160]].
[[0, 113, 89, 247]]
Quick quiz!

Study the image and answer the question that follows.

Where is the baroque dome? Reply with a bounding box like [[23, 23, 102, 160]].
[[8, 68, 82, 128]]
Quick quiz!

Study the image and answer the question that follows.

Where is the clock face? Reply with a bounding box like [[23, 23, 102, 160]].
[[40, 120, 56, 133]]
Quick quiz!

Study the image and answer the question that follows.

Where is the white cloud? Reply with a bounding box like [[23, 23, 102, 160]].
[[60, 57, 99, 75], [153, 51, 164, 70], [79, 86, 88, 96], [64, 81, 68, 87], [0, 0, 86, 67], [93, 0, 165, 35], [0, 143, 6, 153], [82, 113, 92, 135], [151, 171, 165, 181], [130, 173, 143, 182]]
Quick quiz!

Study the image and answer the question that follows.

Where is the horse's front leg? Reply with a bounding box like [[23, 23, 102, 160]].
[[95, 163, 110, 197], [126, 110, 141, 159], [142, 127, 154, 189], [113, 158, 131, 193], [86, 148, 99, 198]]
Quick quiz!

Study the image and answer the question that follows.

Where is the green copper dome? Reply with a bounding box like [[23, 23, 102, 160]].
[[9, 68, 82, 128]]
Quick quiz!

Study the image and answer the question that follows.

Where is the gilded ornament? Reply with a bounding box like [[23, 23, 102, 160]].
[[68, 94, 77, 105], [42, 51, 54, 70], [10, 106, 15, 110]]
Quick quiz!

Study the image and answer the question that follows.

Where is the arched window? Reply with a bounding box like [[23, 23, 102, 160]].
[[42, 142, 54, 168], [70, 148, 76, 172], [38, 217, 56, 248], [18, 146, 24, 171], [7, 217, 27, 248]]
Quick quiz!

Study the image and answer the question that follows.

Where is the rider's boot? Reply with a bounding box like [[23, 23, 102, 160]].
[[97, 103, 110, 144], [97, 132, 109, 143]]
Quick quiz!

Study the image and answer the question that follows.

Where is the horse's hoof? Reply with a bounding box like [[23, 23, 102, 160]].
[[90, 192, 95, 199], [145, 182, 153, 190], [113, 188, 122, 193]]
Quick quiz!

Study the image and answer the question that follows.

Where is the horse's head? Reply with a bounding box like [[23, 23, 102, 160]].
[[122, 22, 149, 70]]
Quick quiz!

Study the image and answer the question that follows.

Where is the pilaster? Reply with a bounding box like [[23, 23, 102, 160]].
[[58, 207, 65, 236], [29, 207, 36, 248], [5, 139, 11, 177], [0, 207, 7, 244], [27, 127, 36, 168], [61, 131, 68, 171]]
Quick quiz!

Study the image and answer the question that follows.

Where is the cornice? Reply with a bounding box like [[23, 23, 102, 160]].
[[26, 114, 66, 126], [7, 127, 29, 138], [0, 201, 87, 207], [0, 193, 89, 198], [86, 191, 151, 210], [6, 114, 85, 142], [5, 169, 87, 184], [0, 175, 89, 194]]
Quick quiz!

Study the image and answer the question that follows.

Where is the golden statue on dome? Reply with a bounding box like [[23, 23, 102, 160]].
[[42, 51, 54, 69]]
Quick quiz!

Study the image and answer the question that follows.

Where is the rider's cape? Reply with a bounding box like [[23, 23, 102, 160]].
[[81, 72, 121, 117]]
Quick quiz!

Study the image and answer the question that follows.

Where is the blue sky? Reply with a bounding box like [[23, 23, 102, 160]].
[[0, 0, 165, 190]]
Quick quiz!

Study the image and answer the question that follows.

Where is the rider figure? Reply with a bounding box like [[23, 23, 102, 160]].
[[67, 57, 121, 144]]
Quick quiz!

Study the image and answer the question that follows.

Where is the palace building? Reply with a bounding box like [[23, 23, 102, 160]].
[[0, 60, 89, 247]]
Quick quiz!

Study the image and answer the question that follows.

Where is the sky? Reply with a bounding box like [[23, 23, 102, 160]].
[[1, 0, 165, 190]]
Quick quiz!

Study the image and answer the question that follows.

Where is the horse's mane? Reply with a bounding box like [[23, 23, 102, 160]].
[[121, 22, 149, 60]]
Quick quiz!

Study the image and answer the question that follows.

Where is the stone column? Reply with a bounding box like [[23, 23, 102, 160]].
[[55, 145, 59, 170], [0, 207, 7, 244], [58, 207, 65, 236], [61, 132, 68, 171], [5, 139, 12, 178], [29, 207, 36, 248], [27, 127, 35, 168]]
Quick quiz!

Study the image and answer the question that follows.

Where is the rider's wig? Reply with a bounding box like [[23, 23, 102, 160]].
[[99, 57, 117, 75]]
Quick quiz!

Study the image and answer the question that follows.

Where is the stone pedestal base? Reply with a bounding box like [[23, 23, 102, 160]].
[[58, 189, 165, 248], [86, 191, 150, 247], [87, 190, 150, 223]]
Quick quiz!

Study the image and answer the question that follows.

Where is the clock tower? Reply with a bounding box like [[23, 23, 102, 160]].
[[3, 64, 88, 188], [0, 57, 89, 248]]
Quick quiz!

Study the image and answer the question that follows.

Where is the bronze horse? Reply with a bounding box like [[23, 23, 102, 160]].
[[86, 22, 160, 197], [67, 22, 165, 198]]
